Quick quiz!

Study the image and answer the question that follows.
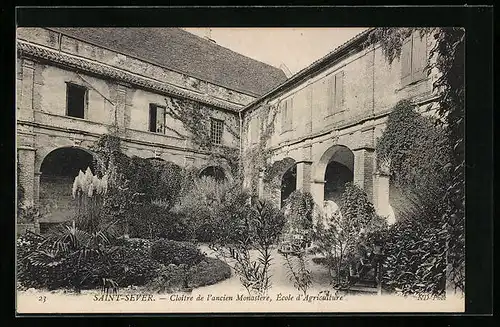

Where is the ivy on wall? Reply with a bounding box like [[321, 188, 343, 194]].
[[369, 27, 465, 293], [164, 97, 240, 175]]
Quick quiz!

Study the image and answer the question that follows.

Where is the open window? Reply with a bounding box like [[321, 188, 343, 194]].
[[66, 83, 87, 119], [149, 104, 167, 134]]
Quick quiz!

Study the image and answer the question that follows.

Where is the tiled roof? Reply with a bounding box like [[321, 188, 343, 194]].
[[47, 28, 288, 96], [17, 41, 243, 112]]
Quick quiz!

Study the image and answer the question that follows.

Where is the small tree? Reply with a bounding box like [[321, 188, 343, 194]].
[[311, 183, 387, 287], [210, 197, 285, 295]]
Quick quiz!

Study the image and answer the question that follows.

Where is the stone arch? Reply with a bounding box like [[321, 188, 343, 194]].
[[312, 144, 355, 207], [38, 146, 96, 225], [198, 165, 230, 182], [36, 145, 96, 173], [263, 157, 297, 208]]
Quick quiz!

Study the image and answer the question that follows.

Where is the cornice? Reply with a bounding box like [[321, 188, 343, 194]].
[[17, 41, 242, 113]]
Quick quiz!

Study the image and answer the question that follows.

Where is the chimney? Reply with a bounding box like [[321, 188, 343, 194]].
[[204, 28, 216, 44], [279, 63, 292, 78]]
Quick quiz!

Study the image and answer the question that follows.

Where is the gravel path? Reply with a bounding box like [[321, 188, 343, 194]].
[[196, 244, 333, 294]]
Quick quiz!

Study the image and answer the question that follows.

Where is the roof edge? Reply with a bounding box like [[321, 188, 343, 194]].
[[240, 28, 375, 113], [44, 27, 267, 98]]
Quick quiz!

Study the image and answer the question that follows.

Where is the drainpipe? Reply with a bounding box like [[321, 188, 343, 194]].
[[238, 110, 243, 170]]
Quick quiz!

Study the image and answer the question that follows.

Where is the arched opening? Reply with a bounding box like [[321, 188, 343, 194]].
[[263, 157, 296, 208], [280, 164, 297, 208], [39, 147, 95, 224], [318, 145, 354, 207], [199, 166, 226, 182]]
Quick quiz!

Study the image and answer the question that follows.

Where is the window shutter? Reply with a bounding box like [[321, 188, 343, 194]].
[[401, 38, 412, 85], [156, 106, 165, 133], [149, 104, 157, 132], [328, 75, 335, 113], [411, 32, 427, 81], [334, 71, 344, 111], [281, 100, 288, 131], [287, 98, 293, 129]]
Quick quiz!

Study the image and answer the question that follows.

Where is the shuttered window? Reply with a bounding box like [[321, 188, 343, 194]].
[[149, 104, 166, 134], [327, 71, 344, 114], [334, 71, 344, 112], [281, 98, 293, 132], [401, 32, 427, 86]]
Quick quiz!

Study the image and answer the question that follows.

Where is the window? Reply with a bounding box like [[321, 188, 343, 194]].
[[66, 83, 87, 119], [280, 98, 293, 132], [328, 71, 344, 114], [210, 118, 224, 145], [149, 104, 167, 134], [401, 32, 427, 86]]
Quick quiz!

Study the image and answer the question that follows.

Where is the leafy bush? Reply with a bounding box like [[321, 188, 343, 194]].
[[172, 176, 246, 243], [188, 257, 232, 287], [375, 100, 452, 296], [381, 217, 446, 298], [211, 197, 286, 295], [151, 239, 204, 267], [146, 257, 231, 293], [311, 183, 387, 287], [127, 203, 191, 241], [17, 232, 161, 290]]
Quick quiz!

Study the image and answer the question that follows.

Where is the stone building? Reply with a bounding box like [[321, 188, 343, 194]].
[[17, 27, 438, 226], [241, 28, 439, 223], [16, 27, 286, 224]]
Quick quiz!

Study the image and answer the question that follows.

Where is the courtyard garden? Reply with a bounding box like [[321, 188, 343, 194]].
[[17, 92, 465, 302]]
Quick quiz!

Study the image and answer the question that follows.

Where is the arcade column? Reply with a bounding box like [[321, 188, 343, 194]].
[[353, 147, 375, 200], [296, 160, 312, 193]]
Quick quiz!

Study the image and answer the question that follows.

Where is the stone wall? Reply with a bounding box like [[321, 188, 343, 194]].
[[16, 27, 256, 107], [241, 32, 438, 218]]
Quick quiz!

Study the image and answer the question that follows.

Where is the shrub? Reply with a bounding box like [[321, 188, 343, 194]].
[[375, 100, 452, 296], [381, 217, 446, 298], [188, 257, 232, 287], [127, 203, 191, 241], [146, 257, 231, 293], [151, 239, 204, 267], [17, 233, 161, 290], [172, 177, 245, 243], [211, 197, 286, 295], [311, 183, 387, 287]]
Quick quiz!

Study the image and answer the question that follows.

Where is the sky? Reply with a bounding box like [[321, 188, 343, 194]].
[[183, 28, 369, 75]]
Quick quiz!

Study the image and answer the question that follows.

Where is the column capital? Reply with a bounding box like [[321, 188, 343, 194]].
[[21, 59, 35, 69], [17, 146, 36, 152], [296, 160, 313, 165]]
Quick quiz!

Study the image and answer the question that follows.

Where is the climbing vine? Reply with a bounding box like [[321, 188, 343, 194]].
[[369, 27, 465, 293], [164, 97, 241, 175], [241, 102, 281, 194]]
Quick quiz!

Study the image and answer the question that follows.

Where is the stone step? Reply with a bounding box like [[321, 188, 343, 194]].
[[347, 285, 379, 293]]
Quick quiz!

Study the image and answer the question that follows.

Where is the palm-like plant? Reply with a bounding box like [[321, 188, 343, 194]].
[[26, 220, 120, 292]]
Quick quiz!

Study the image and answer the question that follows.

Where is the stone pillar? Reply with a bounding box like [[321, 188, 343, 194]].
[[18, 58, 35, 121], [373, 159, 393, 224], [296, 161, 312, 193], [353, 148, 375, 200], [34, 171, 42, 206], [258, 169, 265, 199], [310, 179, 325, 226], [115, 83, 128, 133], [17, 146, 36, 207]]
